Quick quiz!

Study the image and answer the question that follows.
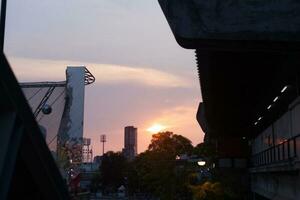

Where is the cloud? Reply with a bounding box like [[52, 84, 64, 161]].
[[91, 64, 190, 88], [141, 105, 204, 147], [144, 106, 197, 130], [8, 56, 191, 88]]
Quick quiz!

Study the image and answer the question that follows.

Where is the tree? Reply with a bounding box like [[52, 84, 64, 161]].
[[90, 171, 101, 193], [127, 132, 193, 200], [148, 131, 193, 156], [190, 181, 226, 200], [193, 142, 216, 158], [99, 151, 127, 194], [126, 133, 238, 200]]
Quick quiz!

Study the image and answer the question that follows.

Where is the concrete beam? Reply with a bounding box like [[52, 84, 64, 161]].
[[158, 0, 300, 50]]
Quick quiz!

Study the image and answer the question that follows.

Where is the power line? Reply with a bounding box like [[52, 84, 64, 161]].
[[47, 134, 58, 146], [34, 86, 56, 118], [27, 87, 44, 101], [42, 88, 66, 147]]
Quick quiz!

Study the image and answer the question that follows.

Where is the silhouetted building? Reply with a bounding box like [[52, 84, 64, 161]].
[[122, 126, 138, 160]]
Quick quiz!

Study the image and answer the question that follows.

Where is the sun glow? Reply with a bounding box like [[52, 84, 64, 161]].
[[147, 124, 166, 133]]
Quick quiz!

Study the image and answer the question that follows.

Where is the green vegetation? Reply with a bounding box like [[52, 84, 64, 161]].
[[128, 132, 193, 200], [92, 131, 238, 200], [94, 151, 128, 194]]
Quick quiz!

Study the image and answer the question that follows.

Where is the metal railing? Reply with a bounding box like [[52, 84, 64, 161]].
[[252, 134, 300, 167], [84, 67, 95, 85]]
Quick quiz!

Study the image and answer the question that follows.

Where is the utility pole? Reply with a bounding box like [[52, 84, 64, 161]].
[[100, 134, 106, 156], [0, 0, 7, 51]]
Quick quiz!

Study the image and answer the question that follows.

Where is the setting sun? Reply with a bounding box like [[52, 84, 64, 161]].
[[147, 124, 166, 133]]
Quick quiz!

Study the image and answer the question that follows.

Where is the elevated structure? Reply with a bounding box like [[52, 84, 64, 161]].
[[158, 1, 300, 199], [20, 67, 95, 183], [20, 67, 95, 154], [159, 0, 300, 51]]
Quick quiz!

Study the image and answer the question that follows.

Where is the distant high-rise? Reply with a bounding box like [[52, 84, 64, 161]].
[[122, 126, 137, 160]]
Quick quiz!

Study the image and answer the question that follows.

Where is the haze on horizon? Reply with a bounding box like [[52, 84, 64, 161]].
[[4, 0, 204, 156]]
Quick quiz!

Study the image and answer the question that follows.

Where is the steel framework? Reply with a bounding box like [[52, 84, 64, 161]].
[[84, 67, 95, 85]]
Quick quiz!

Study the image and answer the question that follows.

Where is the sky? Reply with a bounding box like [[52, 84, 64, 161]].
[[4, 0, 204, 155]]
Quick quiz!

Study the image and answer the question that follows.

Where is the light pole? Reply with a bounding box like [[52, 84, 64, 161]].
[[197, 160, 206, 166], [100, 135, 106, 156]]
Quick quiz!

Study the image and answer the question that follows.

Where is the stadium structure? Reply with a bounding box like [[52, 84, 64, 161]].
[[20, 66, 95, 179]]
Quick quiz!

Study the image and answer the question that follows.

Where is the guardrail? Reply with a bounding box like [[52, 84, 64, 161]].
[[252, 134, 300, 167]]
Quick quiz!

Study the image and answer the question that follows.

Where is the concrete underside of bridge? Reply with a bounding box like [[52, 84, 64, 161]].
[[158, 0, 300, 199], [158, 0, 300, 51]]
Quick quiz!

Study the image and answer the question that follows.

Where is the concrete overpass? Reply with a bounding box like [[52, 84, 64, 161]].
[[158, 0, 300, 199]]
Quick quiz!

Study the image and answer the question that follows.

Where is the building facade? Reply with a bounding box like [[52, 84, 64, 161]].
[[250, 96, 300, 200], [122, 126, 138, 160]]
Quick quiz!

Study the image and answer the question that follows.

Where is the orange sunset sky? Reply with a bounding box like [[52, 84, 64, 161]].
[[5, 0, 204, 156]]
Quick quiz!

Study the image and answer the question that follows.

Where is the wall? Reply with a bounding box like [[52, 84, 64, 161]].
[[251, 97, 300, 200], [21, 84, 66, 152], [58, 67, 85, 142], [252, 97, 300, 155]]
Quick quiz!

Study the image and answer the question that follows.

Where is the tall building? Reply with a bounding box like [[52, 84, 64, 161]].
[[122, 126, 138, 160]]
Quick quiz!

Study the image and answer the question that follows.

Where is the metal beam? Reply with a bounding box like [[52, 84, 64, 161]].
[[20, 81, 66, 88], [33, 86, 55, 118], [0, 0, 7, 51]]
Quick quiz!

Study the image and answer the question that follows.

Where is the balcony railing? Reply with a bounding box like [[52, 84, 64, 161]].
[[252, 134, 300, 167]]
